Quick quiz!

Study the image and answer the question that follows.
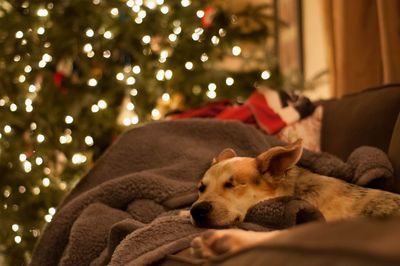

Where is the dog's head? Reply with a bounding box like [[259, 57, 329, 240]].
[[190, 140, 303, 227]]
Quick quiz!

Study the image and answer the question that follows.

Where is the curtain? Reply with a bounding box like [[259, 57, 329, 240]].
[[323, 0, 400, 97]]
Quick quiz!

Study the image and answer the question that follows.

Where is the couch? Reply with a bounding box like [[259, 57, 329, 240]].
[[31, 84, 400, 266]]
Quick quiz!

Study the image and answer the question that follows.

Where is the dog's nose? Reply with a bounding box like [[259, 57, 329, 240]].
[[191, 201, 212, 224]]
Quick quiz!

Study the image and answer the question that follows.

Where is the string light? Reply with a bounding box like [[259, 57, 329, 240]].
[[37, 8, 49, 17], [23, 161, 32, 173], [24, 65, 32, 73], [23, 99, 31, 107], [201, 53, 208, 62], [85, 136, 94, 146], [32, 187, 41, 195], [103, 31, 112, 39], [14, 236, 22, 244], [86, 29, 94, 37], [42, 53, 52, 62], [116, 72, 124, 81], [4, 125, 12, 134], [18, 186, 26, 193], [18, 75, 26, 83], [37, 134, 45, 143], [160, 5, 169, 14], [130, 89, 138, 96], [173, 26, 182, 35], [261, 70, 271, 80], [83, 43, 93, 53], [44, 214, 52, 223], [29, 85, 37, 92], [142, 35, 151, 44], [91, 104, 100, 113], [30, 122, 37, 130], [151, 108, 161, 120], [164, 69, 173, 80], [168, 33, 177, 42], [10, 103, 17, 112], [127, 102, 135, 110], [162, 93, 170, 102], [126, 0, 134, 7], [156, 70, 165, 81], [12, 224, 19, 232], [181, 0, 191, 7], [208, 83, 217, 91], [35, 157, 43, 165], [19, 154, 27, 162], [138, 10, 146, 19], [226, 77, 234, 86], [3, 189, 11, 198], [211, 36, 220, 45], [15, 31, 24, 39], [232, 46, 241, 56], [196, 10, 204, 18], [110, 8, 119, 16], [65, 115, 74, 124], [103, 50, 111, 58], [135, 17, 143, 24], [48, 207, 56, 215], [132, 65, 141, 74], [131, 115, 139, 124], [206, 90, 217, 99], [145, 0, 157, 9], [88, 78, 98, 87], [97, 99, 107, 109], [59, 134, 72, 144], [38, 60, 47, 68], [126, 77, 136, 85], [37, 27, 45, 35], [42, 178, 50, 187], [123, 117, 131, 126], [87, 51, 95, 58], [185, 61, 193, 70], [72, 153, 87, 164]]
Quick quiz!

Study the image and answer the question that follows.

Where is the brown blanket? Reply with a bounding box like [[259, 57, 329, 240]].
[[30, 119, 395, 266]]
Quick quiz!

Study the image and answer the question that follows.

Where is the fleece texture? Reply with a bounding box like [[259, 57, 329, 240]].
[[30, 119, 395, 266]]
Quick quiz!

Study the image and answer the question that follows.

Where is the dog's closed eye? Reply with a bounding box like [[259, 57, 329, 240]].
[[199, 183, 206, 193], [223, 181, 234, 189]]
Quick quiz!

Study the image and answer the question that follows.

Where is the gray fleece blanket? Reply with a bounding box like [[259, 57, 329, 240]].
[[30, 119, 395, 266]]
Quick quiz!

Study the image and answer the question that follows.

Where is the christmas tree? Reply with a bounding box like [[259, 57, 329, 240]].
[[0, 0, 279, 264]]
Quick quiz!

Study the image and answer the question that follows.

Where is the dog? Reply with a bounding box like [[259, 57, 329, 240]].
[[190, 140, 400, 258]]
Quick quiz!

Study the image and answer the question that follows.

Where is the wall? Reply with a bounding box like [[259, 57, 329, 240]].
[[302, 0, 332, 100]]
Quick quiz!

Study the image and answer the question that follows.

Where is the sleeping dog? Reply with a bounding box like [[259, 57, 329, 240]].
[[190, 140, 400, 258]]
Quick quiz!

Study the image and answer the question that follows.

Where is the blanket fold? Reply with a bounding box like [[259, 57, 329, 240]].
[[31, 120, 395, 266]]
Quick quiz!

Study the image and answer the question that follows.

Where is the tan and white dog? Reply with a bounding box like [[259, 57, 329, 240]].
[[190, 140, 400, 258]]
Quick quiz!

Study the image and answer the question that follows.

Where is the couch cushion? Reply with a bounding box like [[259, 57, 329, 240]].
[[321, 84, 400, 160], [389, 115, 400, 188]]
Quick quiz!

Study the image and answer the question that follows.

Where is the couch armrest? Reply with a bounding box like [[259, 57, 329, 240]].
[[389, 114, 400, 186]]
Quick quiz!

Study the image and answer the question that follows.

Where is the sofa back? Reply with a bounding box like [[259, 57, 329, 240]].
[[320, 84, 400, 178]]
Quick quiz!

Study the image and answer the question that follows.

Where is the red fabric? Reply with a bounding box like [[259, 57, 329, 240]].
[[246, 91, 286, 134], [169, 91, 286, 134], [168, 100, 230, 119]]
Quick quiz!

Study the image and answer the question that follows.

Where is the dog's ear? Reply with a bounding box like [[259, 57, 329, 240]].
[[256, 139, 303, 175], [212, 148, 237, 164]]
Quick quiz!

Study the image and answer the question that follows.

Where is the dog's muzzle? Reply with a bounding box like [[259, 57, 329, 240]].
[[190, 201, 212, 226]]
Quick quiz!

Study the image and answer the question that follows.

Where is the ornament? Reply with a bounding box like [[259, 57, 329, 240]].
[[56, 58, 73, 77], [202, 6, 216, 28]]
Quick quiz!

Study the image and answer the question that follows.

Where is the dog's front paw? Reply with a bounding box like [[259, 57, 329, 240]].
[[191, 229, 255, 258]]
